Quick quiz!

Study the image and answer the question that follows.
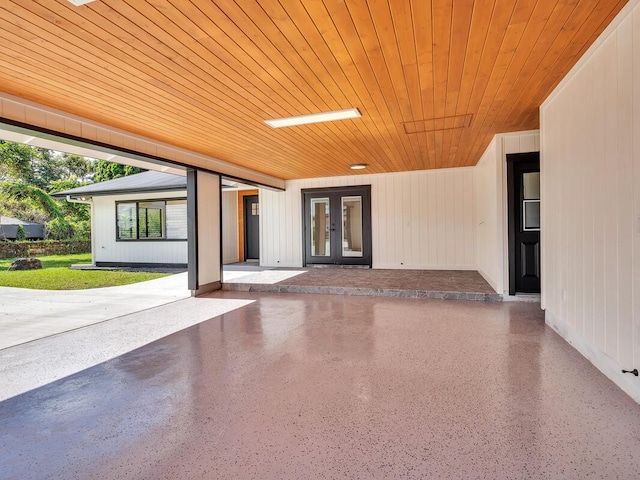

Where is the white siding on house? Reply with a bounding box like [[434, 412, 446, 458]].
[[196, 172, 221, 286], [222, 191, 239, 264], [92, 191, 187, 265], [260, 168, 475, 270], [540, 0, 640, 403], [473, 131, 540, 294]]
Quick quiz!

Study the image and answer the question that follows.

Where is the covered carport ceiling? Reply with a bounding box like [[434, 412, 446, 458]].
[[0, 0, 627, 179]]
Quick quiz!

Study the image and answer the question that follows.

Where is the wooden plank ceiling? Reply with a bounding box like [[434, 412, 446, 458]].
[[0, 0, 628, 180]]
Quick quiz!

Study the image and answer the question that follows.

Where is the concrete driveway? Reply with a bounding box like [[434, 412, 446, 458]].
[[0, 272, 190, 350]]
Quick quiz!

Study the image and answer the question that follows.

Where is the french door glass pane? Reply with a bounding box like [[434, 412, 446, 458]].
[[311, 198, 330, 256], [342, 196, 363, 257], [523, 200, 540, 230]]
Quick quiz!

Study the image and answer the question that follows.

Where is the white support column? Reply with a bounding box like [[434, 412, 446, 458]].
[[187, 169, 222, 296]]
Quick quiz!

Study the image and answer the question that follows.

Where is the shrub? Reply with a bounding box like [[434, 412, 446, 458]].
[[70, 219, 91, 240], [15, 225, 26, 241], [46, 217, 74, 240]]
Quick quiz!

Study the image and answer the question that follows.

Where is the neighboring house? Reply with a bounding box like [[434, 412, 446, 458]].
[[53, 171, 246, 268], [0, 216, 44, 240], [54, 171, 188, 268]]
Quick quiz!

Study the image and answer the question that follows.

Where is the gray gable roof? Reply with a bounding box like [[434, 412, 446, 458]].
[[52, 171, 186, 198]]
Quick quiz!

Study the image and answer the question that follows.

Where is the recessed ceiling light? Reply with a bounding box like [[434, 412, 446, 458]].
[[67, 0, 96, 6], [264, 108, 361, 128], [349, 163, 368, 170]]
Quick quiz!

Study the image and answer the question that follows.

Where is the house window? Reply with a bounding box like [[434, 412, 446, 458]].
[[116, 199, 187, 240]]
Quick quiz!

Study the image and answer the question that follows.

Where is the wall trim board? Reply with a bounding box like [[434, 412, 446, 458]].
[[95, 262, 187, 268], [542, 0, 640, 109], [498, 129, 541, 139], [237, 189, 259, 262], [285, 165, 475, 188], [546, 311, 640, 404], [374, 264, 477, 271]]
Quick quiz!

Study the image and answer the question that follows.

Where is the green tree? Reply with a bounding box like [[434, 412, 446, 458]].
[[31, 148, 64, 190], [1, 141, 96, 188], [48, 178, 91, 222], [94, 160, 144, 182], [59, 153, 94, 181], [0, 181, 63, 219], [0, 141, 35, 184], [0, 141, 147, 241]]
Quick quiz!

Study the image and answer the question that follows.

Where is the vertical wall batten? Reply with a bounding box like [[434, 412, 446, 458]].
[[541, 0, 640, 403]]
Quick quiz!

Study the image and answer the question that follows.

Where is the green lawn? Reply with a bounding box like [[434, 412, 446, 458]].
[[0, 253, 168, 290]]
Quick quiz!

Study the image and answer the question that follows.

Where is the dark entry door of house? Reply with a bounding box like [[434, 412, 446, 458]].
[[507, 152, 541, 294], [243, 195, 260, 260], [303, 186, 371, 266]]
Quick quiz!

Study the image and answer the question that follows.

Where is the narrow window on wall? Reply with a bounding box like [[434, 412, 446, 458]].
[[165, 200, 188, 239]]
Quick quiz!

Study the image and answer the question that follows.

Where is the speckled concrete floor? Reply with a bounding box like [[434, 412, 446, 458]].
[[1, 292, 639, 479]]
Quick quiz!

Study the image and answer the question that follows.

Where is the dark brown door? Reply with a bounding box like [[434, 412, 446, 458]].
[[243, 195, 260, 260], [507, 153, 541, 294]]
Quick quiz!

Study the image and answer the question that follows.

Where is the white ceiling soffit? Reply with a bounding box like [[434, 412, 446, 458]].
[[0, 127, 185, 177]]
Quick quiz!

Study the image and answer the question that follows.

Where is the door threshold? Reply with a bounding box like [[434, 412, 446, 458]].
[[502, 293, 541, 303]]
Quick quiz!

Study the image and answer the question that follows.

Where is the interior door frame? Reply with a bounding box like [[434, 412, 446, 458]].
[[301, 185, 372, 267], [507, 152, 541, 295], [243, 194, 259, 260]]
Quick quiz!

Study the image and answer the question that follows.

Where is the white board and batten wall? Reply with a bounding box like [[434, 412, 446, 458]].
[[260, 168, 476, 270], [222, 190, 239, 264], [473, 131, 541, 294], [540, 0, 640, 403], [92, 191, 187, 265]]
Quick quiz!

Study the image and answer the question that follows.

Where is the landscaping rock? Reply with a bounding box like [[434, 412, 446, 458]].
[[8, 258, 42, 271]]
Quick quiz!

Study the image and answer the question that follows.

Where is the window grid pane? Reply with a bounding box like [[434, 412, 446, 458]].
[[117, 203, 137, 240], [523, 200, 541, 231]]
